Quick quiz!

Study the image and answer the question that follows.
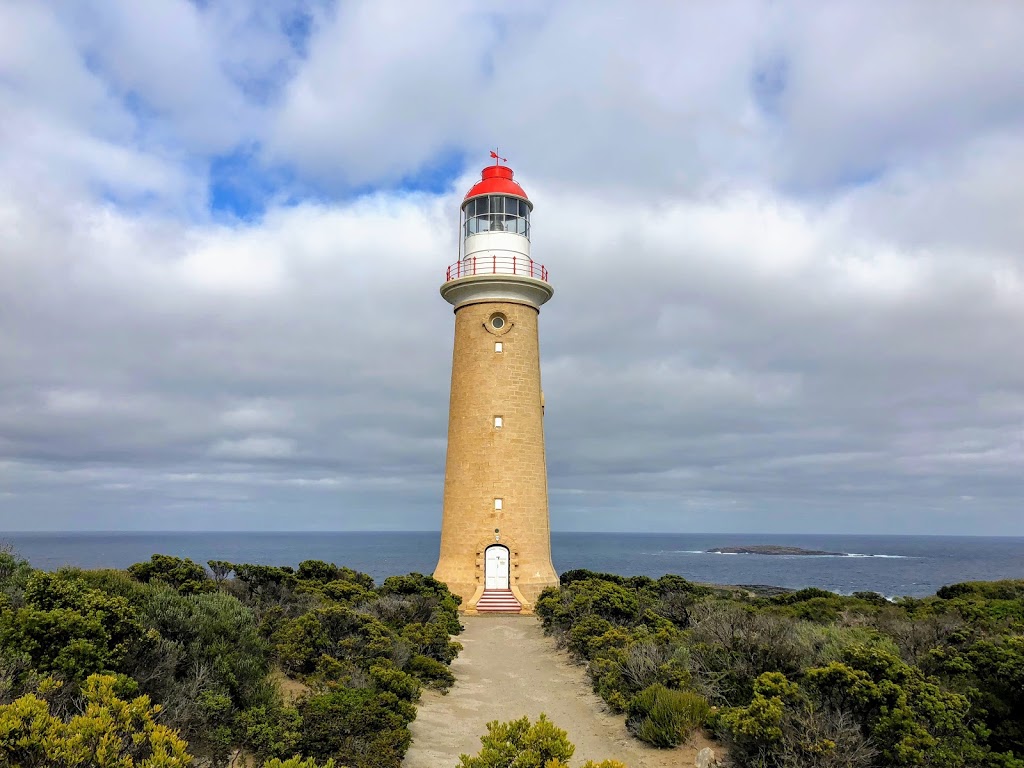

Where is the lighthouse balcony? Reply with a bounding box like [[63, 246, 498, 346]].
[[441, 255, 553, 309], [445, 255, 548, 283]]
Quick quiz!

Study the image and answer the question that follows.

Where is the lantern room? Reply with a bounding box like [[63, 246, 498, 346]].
[[460, 164, 534, 269], [442, 159, 550, 306]]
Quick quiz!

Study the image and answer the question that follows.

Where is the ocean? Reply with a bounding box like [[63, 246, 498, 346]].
[[1, 531, 1021, 599]]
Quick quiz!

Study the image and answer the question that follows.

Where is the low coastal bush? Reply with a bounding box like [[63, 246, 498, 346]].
[[296, 687, 416, 768], [0, 673, 193, 767], [538, 569, 1024, 766], [0, 549, 463, 768], [262, 759, 336, 768], [127, 554, 216, 595], [407, 652, 456, 690], [457, 714, 625, 768], [626, 683, 709, 747]]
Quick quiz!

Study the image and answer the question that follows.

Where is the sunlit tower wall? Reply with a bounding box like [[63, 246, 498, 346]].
[[433, 161, 558, 613]]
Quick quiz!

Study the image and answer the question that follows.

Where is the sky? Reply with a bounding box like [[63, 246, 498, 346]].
[[1, 1, 1024, 535]]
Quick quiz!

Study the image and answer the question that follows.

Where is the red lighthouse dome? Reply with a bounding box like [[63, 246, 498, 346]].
[[464, 164, 531, 203]]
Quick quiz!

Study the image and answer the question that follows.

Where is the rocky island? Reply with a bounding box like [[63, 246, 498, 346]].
[[708, 545, 847, 556]]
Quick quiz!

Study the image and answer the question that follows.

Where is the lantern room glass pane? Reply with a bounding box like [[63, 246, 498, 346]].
[[463, 195, 530, 240]]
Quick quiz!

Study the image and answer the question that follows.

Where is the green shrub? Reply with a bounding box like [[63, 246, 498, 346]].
[[686, 603, 810, 705], [626, 683, 709, 747], [407, 653, 455, 691], [136, 588, 271, 703], [655, 574, 712, 598], [127, 554, 215, 594], [789, 597, 842, 624], [319, 579, 370, 604], [263, 759, 336, 768], [238, 703, 302, 762], [804, 646, 986, 767], [936, 580, 1024, 601], [566, 615, 613, 657], [537, 579, 645, 633], [232, 564, 300, 602], [377, 573, 462, 635], [400, 620, 462, 664], [0, 572, 154, 682], [369, 661, 420, 701], [276, 606, 394, 677], [559, 569, 627, 587], [457, 713, 624, 768], [773, 587, 837, 605], [296, 561, 374, 590], [0, 673, 193, 767], [458, 714, 570, 767], [566, 579, 642, 624], [0, 547, 32, 606], [378, 572, 451, 601], [297, 688, 415, 768], [851, 591, 890, 606]]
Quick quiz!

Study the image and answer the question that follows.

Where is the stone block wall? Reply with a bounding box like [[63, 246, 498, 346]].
[[433, 299, 559, 610]]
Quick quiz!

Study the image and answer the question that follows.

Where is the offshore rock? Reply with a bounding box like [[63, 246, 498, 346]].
[[708, 545, 846, 556]]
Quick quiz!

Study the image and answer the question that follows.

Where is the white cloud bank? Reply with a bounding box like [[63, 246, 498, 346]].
[[0, 0, 1022, 534]]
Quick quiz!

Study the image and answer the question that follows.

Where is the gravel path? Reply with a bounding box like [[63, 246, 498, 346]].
[[404, 615, 713, 768]]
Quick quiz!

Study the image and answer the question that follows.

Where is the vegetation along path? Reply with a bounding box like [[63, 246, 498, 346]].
[[404, 615, 713, 768]]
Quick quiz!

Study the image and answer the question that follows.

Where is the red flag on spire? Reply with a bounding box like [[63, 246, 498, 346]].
[[490, 149, 507, 165]]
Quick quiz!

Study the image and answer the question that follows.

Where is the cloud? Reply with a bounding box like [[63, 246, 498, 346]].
[[767, 2, 1024, 187], [209, 437, 298, 460], [0, 0, 1022, 534]]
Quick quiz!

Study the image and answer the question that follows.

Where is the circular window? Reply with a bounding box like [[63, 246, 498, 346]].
[[490, 314, 506, 330]]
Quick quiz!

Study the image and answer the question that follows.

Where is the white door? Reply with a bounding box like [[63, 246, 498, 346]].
[[485, 546, 510, 589]]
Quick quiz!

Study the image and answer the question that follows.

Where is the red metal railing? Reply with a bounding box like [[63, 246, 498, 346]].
[[445, 254, 549, 283]]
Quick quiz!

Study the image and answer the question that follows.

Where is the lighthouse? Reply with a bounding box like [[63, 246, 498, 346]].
[[433, 157, 558, 613]]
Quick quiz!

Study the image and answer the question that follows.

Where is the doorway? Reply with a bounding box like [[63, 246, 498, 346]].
[[484, 545, 510, 590]]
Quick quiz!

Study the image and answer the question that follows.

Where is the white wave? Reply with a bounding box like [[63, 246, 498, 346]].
[[661, 548, 913, 558], [846, 553, 909, 559], [833, 589, 901, 602]]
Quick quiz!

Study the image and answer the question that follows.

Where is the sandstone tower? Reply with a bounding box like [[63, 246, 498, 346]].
[[433, 158, 558, 614]]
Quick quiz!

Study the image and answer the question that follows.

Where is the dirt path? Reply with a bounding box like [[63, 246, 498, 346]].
[[404, 615, 714, 768]]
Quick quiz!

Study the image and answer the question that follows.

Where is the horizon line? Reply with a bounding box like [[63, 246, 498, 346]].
[[2, 530, 1023, 539]]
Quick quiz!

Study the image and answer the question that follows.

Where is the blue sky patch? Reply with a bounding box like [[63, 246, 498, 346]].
[[208, 147, 293, 219], [395, 148, 468, 195]]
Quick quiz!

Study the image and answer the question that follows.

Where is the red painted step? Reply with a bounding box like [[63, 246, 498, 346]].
[[475, 588, 522, 613]]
